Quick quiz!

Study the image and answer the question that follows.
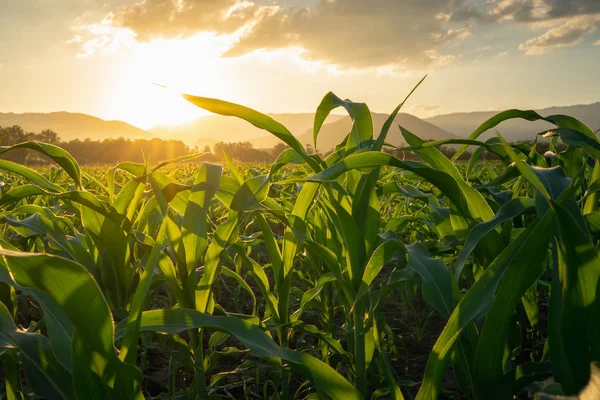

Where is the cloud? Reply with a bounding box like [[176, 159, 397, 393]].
[[221, 1, 479, 69], [410, 103, 442, 114], [77, 0, 600, 67], [489, 0, 600, 22], [595, 39, 600, 45], [83, 0, 481, 70], [71, 16, 136, 58], [496, 50, 509, 56], [112, 0, 255, 40], [519, 14, 600, 54], [487, 0, 600, 54]]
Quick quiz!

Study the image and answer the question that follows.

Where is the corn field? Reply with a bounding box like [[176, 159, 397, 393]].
[[0, 81, 599, 399]]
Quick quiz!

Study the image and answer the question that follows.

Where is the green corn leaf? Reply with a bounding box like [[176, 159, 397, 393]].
[[551, 202, 600, 394], [373, 75, 426, 152], [472, 217, 552, 397], [269, 147, 306, 176], [292, 273, 336, 322], [0, 250, 144, 399], [182, 93, 320, 172], [233, 244, 280, 320], [119, 217, 169, 364], [453, 109, 597, 161], [542, 128, 600, 161], [3, 213, 96, 276], [401, 127, 495, 222], [113, 179, 145, 221], [455, 197, 535, 280], [353, 239, 403, 309], [314, 92, 373, 153], [309, 152, 476, 228], [196, 214, 239, 313], [279, 182, 320, 324], [149, 169, 191, 215], [416, 210, 555, 399], [352, 172, 383, 252], [182, 163, 222, 273], [406, 243, 457, 319], [230, 175, 270, 212], [220, 266, 257, 316], [0, 161, 63, 192], [1, 352, 20, 400], [151, 153, 206, 172], [377, 351, 406, 400], [114, 309, 361, 400], [0, 141, 81, 188], [584, 163, 600, 214], [0, 303, 74, 400], [255, 213, 283, 286]]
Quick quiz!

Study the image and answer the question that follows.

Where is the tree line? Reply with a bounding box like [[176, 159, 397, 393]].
[[0, 125, 564, 166], [0, 125, 292, 165], [0, 126, 190, 165]]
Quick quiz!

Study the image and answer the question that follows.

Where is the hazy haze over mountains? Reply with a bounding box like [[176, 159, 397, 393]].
[[0, 112, 150, 141], [252, 113, 457, 152], [426, 102, 600, 142], [152, 101, 600, 151], [151, 113, 345, 149], [3, 102, 599, 150]]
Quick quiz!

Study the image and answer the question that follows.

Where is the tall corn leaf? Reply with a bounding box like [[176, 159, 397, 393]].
[[314, 92, 373, 153], [453, 110, 598, 161], [114, 309, 361, 400], [0, 141, 81, 187], [551, 202, 600, 394], [416, 210, 555, 399], [182, 163, 222, 274], [0, 250, 143, 399], [0, 303, 74, 400], [182, 93, 320, 171]]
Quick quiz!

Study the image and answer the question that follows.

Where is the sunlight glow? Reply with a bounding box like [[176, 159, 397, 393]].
[[102, 34, 236, 129]]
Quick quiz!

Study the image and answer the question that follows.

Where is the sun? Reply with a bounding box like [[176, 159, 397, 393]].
[[102, 34, 235, 130]]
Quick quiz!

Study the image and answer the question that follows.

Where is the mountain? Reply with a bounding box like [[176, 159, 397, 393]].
[[426, 102, 600, 142], [151, 113, 344, 148], [252, 112, 458, 152], [0, 112, 150, 141]]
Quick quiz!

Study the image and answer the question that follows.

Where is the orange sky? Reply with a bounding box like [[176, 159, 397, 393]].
[[1, 0, 599, 129]]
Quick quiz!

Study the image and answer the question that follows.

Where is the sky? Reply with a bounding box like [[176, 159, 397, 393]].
[[0, 0, 599, 129]]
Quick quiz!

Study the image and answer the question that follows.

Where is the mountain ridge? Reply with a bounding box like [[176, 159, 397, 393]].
[[0, 111, 151, 142], [425, 102, 600, 141], [3, 101, 598, 148], [251, 112, 458, 152]]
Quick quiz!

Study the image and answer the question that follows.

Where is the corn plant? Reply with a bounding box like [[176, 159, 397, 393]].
[[0, 80, 599, 400]]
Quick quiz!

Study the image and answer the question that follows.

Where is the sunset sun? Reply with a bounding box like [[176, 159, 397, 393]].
[[102, 35, 237, 129]]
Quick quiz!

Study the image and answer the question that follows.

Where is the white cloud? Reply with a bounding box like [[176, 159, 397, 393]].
[[70, 15, 136, 58], [79, 0, 479, 70], [486, 1, 600, 54], [519, 14, 600, 54], [73, 0, 600, 69]]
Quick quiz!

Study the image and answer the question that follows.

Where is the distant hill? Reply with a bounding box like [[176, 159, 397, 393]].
[[426, 102, 600, 142], [252, 112, 458, 152], [151, 113, 344, 148], [0, 112, 150, 141], [4, 101, 598, 149]]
